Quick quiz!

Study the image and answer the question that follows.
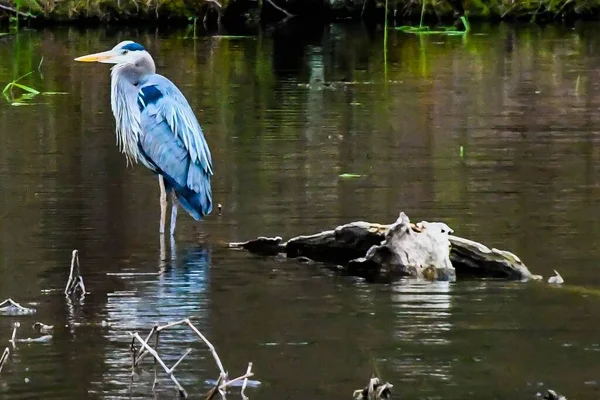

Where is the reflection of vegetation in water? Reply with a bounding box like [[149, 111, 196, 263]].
[[183, 16, 198, 39], [3, 57, 67, 106], [398, 16, 471, 36]]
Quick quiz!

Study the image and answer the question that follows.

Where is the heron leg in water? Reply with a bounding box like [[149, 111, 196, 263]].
[[159, 175, 167, 234], [170, 192, 179, 235]]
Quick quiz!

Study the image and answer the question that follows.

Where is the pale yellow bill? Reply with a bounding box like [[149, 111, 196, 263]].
[[74, 50, 114, 63]]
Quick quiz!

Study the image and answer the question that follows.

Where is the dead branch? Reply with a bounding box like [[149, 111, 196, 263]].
[[133, 325, 158, 366], [136, 318, 227, 376], [129, 332, 189, 398], [130, 318, 255, 399], [0, 299, 36, 315], [0, 3, 34, 18], [65, 250, 86, 297], [0, 347, 9, 373], [219, 366, 254, 390], [9, 322, 20, 346], [183, 319, 227, 377], [353, 376, 393, 400], [240, 362, 252, 400], [205, 374, 224, 400], [129, 337, 137, 388], [265, 0, 294, 17]]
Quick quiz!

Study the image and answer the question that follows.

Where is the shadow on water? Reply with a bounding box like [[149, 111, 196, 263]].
[[1, 21, 600, 399]]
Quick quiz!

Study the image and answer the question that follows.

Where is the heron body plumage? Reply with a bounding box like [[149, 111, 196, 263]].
[[76, 40, 213, 233], [137, 75, 213, 219]]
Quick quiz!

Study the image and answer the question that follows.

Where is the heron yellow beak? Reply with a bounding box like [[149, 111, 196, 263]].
[[74, 50, 118, 63]]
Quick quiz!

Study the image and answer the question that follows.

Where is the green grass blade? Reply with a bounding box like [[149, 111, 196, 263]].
[[11, 82, 40, 94], [339, 173, 362, 179]]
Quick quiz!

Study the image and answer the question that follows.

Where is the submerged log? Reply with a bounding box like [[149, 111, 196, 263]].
[[229, 212, 541, 283]]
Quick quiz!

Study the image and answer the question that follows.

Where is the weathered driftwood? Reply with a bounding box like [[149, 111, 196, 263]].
[[229, 212, 540, 282], [348, 214, 455, 281]]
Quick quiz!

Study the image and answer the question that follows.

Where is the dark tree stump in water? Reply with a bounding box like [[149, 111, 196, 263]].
[[229, 212, 541, 283]]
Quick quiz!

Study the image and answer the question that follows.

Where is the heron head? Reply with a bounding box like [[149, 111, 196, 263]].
[[74, 41, 148, 65]]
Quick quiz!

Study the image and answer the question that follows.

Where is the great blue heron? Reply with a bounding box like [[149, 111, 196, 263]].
[[74, 41, 213, 235]]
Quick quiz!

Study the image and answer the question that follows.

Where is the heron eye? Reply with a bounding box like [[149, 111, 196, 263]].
[[122, 50, 129, 55]]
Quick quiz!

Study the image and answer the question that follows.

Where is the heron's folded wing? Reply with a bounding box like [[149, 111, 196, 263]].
[[136, 82, 213, 218], [137, 82, 212, 191]]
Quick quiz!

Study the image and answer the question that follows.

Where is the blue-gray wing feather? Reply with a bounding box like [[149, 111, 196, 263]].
[[137, 75, 213, 219]]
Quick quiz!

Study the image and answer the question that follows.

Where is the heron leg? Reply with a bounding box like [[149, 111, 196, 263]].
[[170, 192, 179, 236], [159, 175, 167, 234]]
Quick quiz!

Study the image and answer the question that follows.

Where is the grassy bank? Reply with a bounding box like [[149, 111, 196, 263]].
[[0, 0, 599, 28]]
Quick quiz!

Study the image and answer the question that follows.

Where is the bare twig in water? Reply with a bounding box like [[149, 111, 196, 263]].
[[65, 250, 86, 297], [0, 347, 9, 373], [205, 374, 224, 400], [240, 362, 253, 400], [353, 376, 393, 400], [0, 299, 36, 315], [136, 319, 226, 377], [134, 325, 158, 366], [9, 322, 20, 346], [129, 332, 190, 398], [131, 318, 255, 398], [129, 337, 137, 388], [152, 330, 160, 390], [219, 363, 253, 390]]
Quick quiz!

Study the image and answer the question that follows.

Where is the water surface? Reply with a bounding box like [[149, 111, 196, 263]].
[[1, 22, 600, 399]]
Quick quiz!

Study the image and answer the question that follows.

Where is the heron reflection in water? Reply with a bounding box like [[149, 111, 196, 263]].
[[75, 41, 213, 235]]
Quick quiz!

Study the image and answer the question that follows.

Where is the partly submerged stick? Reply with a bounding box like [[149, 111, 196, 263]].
[[136, 319, 227, 377], [9, 322, 20, 346], [133, 325, 158, 366], [220, 364, 254, 390], [129, 332, 190, 398], [131, 318, 254, 398], [65, 250, 86, 297], [0, 347, 9, 373], [0, 299, 35, 315], [240, 362, 253, 399]]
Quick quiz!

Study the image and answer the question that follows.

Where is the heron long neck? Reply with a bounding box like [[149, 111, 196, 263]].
[[110, 65, 144, 165]]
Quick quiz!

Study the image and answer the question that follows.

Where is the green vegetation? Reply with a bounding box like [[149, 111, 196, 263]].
[[0, 0, 599, 25], [3, 70, 40, 105], [2, 58, 67, 106], [339, 173, 362, 179], [398, 15, 470, 35]]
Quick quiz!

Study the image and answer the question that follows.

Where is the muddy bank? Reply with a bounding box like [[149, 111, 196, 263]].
[[229, 212, 541, 283], [1, 0, 599, 28]]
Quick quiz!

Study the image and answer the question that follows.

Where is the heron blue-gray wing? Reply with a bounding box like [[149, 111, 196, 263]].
[[137, 77, 212, 220]]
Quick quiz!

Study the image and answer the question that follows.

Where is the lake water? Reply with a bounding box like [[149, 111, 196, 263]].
[[1, 21, 600, 399]]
